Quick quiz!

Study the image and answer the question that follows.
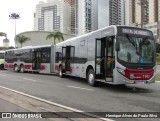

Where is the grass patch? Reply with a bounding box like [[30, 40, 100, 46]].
[[157, 54, 160, 65], [156, 75, 160, 81]]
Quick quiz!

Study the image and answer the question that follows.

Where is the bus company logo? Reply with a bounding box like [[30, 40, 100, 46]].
[[130, 74, 134, 79], [2, 113, 11, 118]]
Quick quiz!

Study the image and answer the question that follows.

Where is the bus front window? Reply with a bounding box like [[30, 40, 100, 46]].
[[117, 36, 155, 64]]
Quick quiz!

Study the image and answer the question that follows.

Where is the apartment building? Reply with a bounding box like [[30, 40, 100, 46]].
[[125, 0, 150, 27], [97, 0, 125, 29], [158, 0, 160, 21], [34, 0, 71, 34], [34, 0, 125, 36], [125, 0, 160, 43]]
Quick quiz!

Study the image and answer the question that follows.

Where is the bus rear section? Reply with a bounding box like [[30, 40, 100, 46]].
[[0, 51, 5, 69], [4, 45, 55, 73]]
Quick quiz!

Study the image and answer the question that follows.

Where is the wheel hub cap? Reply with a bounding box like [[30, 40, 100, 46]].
[[89, 73, 94, 82]]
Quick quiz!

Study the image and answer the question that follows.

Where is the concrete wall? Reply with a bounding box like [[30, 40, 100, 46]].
[[16, 31, 75, 48]]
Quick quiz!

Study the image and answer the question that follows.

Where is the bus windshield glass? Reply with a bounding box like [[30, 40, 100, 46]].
[[0, 53, 4, 59], [117, 35, 155, 64]]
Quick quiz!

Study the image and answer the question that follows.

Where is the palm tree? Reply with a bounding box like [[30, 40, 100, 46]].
[[0, 32, 6, 37], [16, 35, 30, 48], [46, 32, 64, 45]]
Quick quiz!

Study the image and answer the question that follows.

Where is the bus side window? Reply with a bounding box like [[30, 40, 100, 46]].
[[55, 52, 59, 63], [70, 46, 75, 63]]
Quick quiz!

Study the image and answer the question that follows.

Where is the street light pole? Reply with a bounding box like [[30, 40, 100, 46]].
[[9, 13, 20, 47]]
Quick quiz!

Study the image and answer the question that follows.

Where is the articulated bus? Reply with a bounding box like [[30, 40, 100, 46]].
[[4, 26, 156, 86], [0, 51, 5, 69]]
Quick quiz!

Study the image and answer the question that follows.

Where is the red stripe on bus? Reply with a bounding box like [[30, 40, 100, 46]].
[[4, 64, 14, 68], [125, 68, 154, 80], [41, 65, 45, 70], [55, 65, 59, 71], [25, 65, 32, 69], [4, 64, 8, 68]]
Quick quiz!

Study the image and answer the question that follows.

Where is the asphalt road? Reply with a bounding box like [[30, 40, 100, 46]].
[[0, 70, 160, 121]]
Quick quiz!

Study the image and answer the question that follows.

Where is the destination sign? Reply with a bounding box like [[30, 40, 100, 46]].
[[118, 27, 153, 36], [121, 28, 153, 36]]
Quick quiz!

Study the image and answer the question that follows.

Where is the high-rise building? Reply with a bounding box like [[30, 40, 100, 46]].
[[125, 0, 159, 26], [109, 0, 125, 25], [34, 0, 125, 36], [34, 0, 71, 34], [68, 0, 125, 35], [125, 0, 160, 43], [74, 0, 92, 35], [3, 38, 9, 48], [149, 0, 158, 23], [158, 0, 160, 21], [97, 0, 125, 29]]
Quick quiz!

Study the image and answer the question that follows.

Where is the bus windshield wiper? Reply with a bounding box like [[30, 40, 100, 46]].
[[142, 37, 149, 45], [126, 34, 136, 47], [126, 34, 140, 54]]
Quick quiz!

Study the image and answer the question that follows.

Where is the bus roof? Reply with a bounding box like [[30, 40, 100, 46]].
[[0, 51, 5, 53], [5, 45, 51, 52], [56, 25, 116, 46], [56, 25, 153, 46]]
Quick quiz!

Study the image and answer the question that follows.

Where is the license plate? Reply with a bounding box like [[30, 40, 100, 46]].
[[136, 81, 145, 84]]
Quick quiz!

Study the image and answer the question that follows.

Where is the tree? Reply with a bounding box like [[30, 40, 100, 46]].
[[16, 35, 30, 48], [156, 43, 160, 53], [46, 32, 64, 45], [0, 32, 6, 37], [0, 46, 15, 50]]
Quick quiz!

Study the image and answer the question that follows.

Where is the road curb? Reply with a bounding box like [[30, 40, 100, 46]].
[[0, 85, 113, 121]]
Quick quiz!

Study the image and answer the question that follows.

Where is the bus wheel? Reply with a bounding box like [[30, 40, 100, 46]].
[[87, 69, 98, 87], [14, 65, 19, 72], [59, 66, 64, 78], [20, 65, 25, 73], [0, 64, 2, 70]]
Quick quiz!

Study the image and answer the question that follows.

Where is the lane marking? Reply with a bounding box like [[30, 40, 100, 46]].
[[23, 78, 37, 82], [0, 85, 113, 121], [67, 86, 94, 91], [0, 74, 7, 77]]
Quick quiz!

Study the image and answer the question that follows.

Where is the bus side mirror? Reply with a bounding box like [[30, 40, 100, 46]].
[[116, 41, 120, 51]]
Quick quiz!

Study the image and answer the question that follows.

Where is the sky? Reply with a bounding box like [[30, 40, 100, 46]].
[[0, 0, 46, 47]]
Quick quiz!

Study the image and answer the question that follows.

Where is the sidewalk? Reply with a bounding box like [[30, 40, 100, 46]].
[[0, 86, 105, 121]]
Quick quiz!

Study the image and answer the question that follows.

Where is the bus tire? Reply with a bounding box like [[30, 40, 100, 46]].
[[20, 65, 25, 73], [0, 64, 3, 70], [87, 69, 98, 87], [59, 66, 64, 78], [1, 64, 4, 70], [14, 65, 19, 72]]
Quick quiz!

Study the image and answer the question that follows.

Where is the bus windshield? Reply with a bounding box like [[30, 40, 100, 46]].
[[0, 53, 4, 59], [117, 35, 155, 64]]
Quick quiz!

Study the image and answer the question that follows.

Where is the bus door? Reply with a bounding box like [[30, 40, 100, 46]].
[[33, 51, 42, 70], [62, 46, 74, 73], [105, 37, 114, 82], [95, 39, 105, 79], [95, 37, 114, 82], [65, 46, 71, 72]]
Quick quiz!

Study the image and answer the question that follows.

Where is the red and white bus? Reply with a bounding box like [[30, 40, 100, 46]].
[[4, 26, 156, 86], [4, 45, 54, 73]]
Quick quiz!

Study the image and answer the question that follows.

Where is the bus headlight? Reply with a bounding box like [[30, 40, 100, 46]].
[[117, 67, 125, 76]]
